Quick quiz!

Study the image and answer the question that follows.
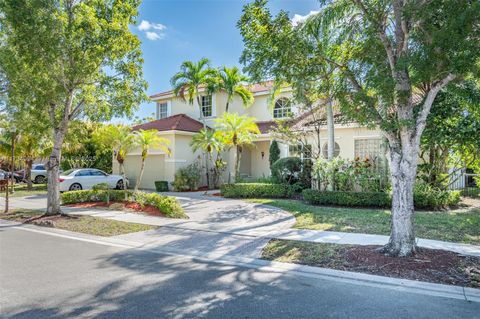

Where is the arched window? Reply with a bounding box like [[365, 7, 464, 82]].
[[273, 98, 291, 118], [322, 142, 340, 158]]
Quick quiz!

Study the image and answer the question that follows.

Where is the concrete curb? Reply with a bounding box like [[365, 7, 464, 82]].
[[2, 219, 479, 303]]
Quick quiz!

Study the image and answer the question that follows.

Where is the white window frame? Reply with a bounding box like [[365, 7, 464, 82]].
[[156, 101, 171, 119], [322, 142, 340, 158], [200, 94, 216, 118], [354, 138, 383, 160], [273, 98, 292, 119], [289, 144, 312, 161]]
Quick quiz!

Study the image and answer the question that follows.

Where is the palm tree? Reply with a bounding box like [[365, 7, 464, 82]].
[[93, 124, 135, 192], [170, 58, 217, 127], [132, 129, 170, 192], [171, 58, 217, 188], [215, 113, 260, 182], [215, 66, 254, 112], [16, 133, 51, 190], [190, 128, 224, 189]]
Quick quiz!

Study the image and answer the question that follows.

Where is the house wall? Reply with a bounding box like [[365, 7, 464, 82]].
[[154, 90, 297, 125]]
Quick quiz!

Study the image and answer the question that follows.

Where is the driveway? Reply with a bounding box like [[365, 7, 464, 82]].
[[0, 192, 295, 258]]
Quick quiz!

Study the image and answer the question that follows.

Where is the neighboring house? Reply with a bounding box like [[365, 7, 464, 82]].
[[116, 81, 383, 189]]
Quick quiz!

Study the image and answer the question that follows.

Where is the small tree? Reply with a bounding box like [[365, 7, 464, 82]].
[[215, 113, 260, 182], [190, 129, 224, 189], [269, 140, 280, 173], [132, 129, 170, 192], [93, 125, 135, 193]]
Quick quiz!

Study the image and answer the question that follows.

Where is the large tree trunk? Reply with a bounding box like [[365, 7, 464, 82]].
[[46, 135, 64, 215], [25, 159, 33, 190], [383, 147, 418, 256]]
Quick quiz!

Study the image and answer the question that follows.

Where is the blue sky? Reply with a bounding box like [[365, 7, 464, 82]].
[[126, 0, 320, 122]]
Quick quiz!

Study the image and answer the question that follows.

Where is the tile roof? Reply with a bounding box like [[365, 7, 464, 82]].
[[255, 120, 277, 134], [150, 81, 276, 99], [132, 114, 205, 133]]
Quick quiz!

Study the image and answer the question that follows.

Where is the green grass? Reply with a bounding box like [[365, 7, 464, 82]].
[[0, 184, 47, 197], [1, 210, 155, 236], [249, 199, 480, 245]]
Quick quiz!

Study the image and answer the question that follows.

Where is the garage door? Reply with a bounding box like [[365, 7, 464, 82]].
[[124, 154, 165, 190]]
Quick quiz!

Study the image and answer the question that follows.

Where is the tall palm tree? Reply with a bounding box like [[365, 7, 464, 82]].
[[170, 58, 217, 127], [190, 128, 224, 189], [171, 58, 217, 188], [132, 129, 170, 192], [215, 113, 260, 182], [93, 124, 135, 192], [215, 66, 254, 112]]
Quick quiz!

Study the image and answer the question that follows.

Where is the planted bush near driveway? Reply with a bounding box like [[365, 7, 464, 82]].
[[221, 183, 293, 198], [303, 189, 391, 208], [303, 185, 461, 210], [61, 190, 187, 218]]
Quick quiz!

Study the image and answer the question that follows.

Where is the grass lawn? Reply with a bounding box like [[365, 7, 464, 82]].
[[249, 199, 480, 245], [262, 239, 480, 288], [1, 210, 155, 236], [0, 183, 47, 197]]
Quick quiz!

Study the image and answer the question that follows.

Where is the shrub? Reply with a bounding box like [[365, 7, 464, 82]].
[[303, 184, 461, 210], [92, 183, 109, 190], [303, 189, 391, 207], [61, 190, 187, 218], [221, 183, 294, 198], [299, 159, 313, 189], [271, 157, 302, 184], [269, 140, 280, 172], [413, 183, 461, 210], [154, 181, 169, 192], [172, 163, 202, 191]]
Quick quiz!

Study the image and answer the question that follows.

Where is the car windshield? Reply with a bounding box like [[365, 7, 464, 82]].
[[62, 169, 77, 176]]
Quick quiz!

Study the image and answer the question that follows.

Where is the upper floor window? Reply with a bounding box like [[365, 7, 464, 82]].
[[201, 95, 212, 117], [354, 138, 383, 160], [273, 98, 291, 118], [157, 102, 169, 119], [322, 142, 340, 158]]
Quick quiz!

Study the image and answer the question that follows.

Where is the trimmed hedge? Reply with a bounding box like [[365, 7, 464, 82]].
[[303, 189, 391, 208], [221, 183, 294, 198], [61, 190, 187, 219], [303, 186, 461, 210]]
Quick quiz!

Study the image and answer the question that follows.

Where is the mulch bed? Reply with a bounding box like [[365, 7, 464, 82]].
[[66, 201, 166, 217], [341, 245, 480, 287], [263, 240, 480, 288]]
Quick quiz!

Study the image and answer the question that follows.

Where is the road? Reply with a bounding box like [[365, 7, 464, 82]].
[[1, 227, 479, 319]]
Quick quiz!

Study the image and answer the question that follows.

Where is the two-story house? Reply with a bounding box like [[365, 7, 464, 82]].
[[114, 81, 383, 189]]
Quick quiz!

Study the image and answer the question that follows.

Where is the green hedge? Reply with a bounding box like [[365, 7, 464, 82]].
[[221, 183, 294, 198], [303, 189, 391, 208], [61, 190, 187, 219], [303, 185, 461, 210]]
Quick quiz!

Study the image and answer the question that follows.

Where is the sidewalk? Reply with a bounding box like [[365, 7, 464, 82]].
[[64, 206, 480, 257]]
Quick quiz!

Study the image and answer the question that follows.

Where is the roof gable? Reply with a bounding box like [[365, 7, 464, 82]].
[[132, 114, 205, 133]]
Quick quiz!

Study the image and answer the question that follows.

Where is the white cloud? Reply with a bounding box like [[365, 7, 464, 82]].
[[291, 10, 319, 27], [138, 20, 167, 41], [146, 31, 164, 41], [138, 20, 166, 31]]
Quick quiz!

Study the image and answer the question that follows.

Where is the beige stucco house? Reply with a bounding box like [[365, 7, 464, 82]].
[[115, 82, 384, 190]]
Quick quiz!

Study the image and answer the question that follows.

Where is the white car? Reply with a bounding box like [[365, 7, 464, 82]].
[[31, 164, 47, 184], [59, 168, 127, 192]]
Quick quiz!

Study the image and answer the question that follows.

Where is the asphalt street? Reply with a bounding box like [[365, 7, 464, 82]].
[[1, 226, 479, 319]]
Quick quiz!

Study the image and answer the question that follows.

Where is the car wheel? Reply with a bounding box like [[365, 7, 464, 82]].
[[69, 183, 83, 191], [116, 179, 124, 190], [35, 175, 46, 184]]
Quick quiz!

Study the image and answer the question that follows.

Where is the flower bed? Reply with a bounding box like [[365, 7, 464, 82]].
[[61, 190, 187, 219]]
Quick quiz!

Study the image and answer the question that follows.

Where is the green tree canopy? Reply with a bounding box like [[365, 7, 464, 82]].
[[0, 0, 147, 214]]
